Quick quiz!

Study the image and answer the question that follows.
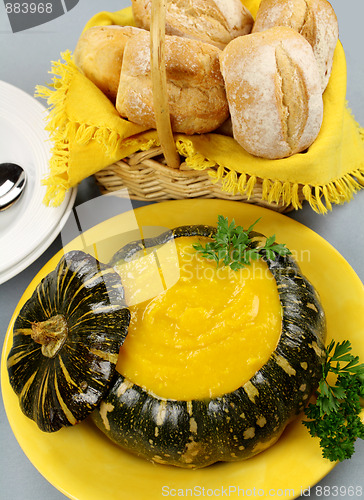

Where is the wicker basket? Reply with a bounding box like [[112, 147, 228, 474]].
[[94, 0, 302, 213], [95, 147, 305, 212]]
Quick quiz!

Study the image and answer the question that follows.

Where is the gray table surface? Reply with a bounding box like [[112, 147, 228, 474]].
[[1, 1, 363, 499]]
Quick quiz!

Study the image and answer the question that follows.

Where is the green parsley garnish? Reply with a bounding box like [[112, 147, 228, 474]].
[[303, 340, 364, 462], [193, 215, 291, 270]]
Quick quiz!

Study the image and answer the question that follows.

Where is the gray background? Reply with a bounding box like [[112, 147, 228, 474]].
[[0, 1, 363, 499]]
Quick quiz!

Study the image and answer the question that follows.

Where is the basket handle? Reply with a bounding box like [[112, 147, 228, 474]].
[[150, 0, 180, 168]]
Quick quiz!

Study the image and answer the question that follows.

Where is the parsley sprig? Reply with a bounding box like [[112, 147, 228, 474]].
[[193, 215, 291, 270], [303, 340, 364, 462]]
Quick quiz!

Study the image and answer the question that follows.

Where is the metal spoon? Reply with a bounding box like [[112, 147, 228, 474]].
[[0, 163, 27, 211]]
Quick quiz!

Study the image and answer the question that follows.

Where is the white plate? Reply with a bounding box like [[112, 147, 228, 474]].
[[0, 81, 77, 284]]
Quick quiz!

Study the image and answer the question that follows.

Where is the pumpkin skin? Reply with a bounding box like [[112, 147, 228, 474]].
[[92, 226, 326, 468], [7, 250, 130, 432]]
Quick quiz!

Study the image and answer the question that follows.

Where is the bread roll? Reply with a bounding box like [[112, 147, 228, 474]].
[[252, 0, 339, 92], [116, 31, 229, 135], [74, 26, 144, 101], [219, 27, 323, 159], [131, 0, 253, 49]]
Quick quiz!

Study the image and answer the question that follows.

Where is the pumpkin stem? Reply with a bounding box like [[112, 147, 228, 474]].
[[31, 314, 68, 358]]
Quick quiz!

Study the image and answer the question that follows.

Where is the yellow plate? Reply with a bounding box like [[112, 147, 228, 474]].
[[2, 200, 364, 500]]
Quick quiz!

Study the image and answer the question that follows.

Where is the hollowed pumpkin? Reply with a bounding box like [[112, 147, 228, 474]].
[[92, 226, 326, 468], [7, 250, 130, 432]]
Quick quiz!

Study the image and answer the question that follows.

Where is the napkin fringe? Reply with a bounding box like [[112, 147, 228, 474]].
[[177, 137, 364, 214], [35, 51, 134, 205]]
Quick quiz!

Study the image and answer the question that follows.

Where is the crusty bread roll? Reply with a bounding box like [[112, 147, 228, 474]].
[[252, 0, 339, 92], [219, 27, 323, 159], [74, 26, 144, 101], [116, 31, 229, 135], [131, 0, 253, 49]]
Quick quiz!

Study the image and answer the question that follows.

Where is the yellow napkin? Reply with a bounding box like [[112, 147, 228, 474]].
[[36, 2, 364, 213]]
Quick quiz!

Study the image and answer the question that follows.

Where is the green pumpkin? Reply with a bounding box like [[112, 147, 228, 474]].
[[92, 226, 326, 468], [7, 250, 130, 432]]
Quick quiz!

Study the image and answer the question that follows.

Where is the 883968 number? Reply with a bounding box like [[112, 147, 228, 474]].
[[5, 3, 53, 14], [315, 485, 363, 497]]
